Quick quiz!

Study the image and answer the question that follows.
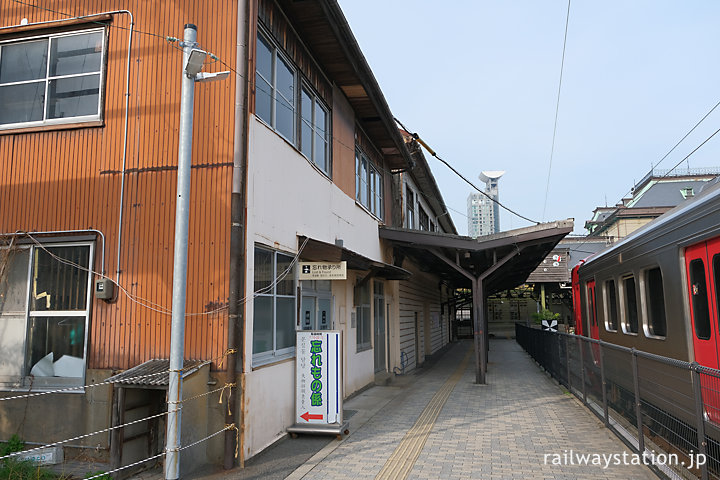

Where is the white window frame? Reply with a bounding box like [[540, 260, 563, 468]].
[[0, 241, 94, 390], [355, 148, 384, 220], [354, 280, 371, 352], [418, 206, 429, 231], [603, 279, 619, 332], [255, 30, 296, 144], [300, 85, 330, 176], [0, 28, 106, 131], [619, 274, 639, 336], [641, 266, 667, 339], [405, 186, 415, 228], [252, 245, 297, 367]]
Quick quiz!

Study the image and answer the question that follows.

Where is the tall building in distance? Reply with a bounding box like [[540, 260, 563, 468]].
[[467, 171, 505, 238]]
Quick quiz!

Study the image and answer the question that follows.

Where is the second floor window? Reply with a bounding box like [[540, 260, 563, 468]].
[[300, 87, 330, 175], [256, 32, 295, 143], [355, 148, 383, 219], [405, 187, 415, 228], [419, 207, 429, 231], [0, 28, 105, 130]]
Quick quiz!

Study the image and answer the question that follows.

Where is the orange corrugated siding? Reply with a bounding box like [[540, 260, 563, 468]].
[[0, 1, 237, 370]]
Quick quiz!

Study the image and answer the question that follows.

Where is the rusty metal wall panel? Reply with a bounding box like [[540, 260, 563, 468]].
[[0, 1, 237, 371]]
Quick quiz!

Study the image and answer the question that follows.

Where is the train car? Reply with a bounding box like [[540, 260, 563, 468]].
[[573, 179, 720, 458], [574, 180, 720, 362]]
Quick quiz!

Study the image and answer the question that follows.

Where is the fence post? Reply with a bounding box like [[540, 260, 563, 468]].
[[579, 337, 587, 405], [599, 342, 608, 427], [565, 335, 571, 391], [631, 349, 644, 455], [690, 363, 709, 480]]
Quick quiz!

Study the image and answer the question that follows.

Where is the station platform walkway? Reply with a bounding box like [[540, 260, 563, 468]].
[[163, 339, 657, 480]]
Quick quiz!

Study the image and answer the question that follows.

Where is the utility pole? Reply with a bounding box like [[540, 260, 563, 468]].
[[165, 24, 229, 480], [165, 23, 197, 480]]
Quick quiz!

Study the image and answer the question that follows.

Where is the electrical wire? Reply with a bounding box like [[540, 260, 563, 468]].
[[394, 118, 540, 225], [12, 5, 512, 239], [15, 232, 309, 319], [542, 0, 572, 222], [613, 98, 720, 204], [660, 126, 720, 180], [13, 0, 483, 228], [11, 0, 169, 41]]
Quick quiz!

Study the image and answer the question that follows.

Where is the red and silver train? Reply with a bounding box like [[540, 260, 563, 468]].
[[570, 178, 720, 458], [572, 179, 720, 369]]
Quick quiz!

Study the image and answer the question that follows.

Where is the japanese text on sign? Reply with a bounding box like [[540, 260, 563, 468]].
[[310, 340, 323, 406], [299, 261, 347, 280]]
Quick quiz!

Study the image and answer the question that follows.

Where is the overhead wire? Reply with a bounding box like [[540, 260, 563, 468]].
[[13, 0, 483, 231], [13, 232, 308, 320], [660, 126, 720, 180], [612, 98, 720, 204], [559, 121, 720, 258], [393, 118, 540, 225], [542, 0, 572, 222]]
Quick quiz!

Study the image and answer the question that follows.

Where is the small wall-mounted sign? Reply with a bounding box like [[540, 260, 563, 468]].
[[299, 261, 347, 280]]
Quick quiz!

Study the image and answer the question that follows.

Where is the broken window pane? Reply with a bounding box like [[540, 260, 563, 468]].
[[27, 316, 85, 377]]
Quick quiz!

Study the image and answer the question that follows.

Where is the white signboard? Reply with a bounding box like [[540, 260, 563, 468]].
[[18, 447, 63, 465], [299, 262, 347, 280], [295, 331, 342, 425]]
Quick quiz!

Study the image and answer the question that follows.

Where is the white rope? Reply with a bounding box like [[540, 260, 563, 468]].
[[0, 412, 168, 461], [18, 232, 309, 317], [83, 451, 166, 480]]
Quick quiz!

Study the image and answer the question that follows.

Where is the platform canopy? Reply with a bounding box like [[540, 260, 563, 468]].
[[379, 219, 574, 384], [379, 220, 574, 294]]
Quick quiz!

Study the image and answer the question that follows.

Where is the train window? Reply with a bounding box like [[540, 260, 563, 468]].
[[644, 267, 666, 337], [622, 275, 639, 334], [689, 258, 711, 340], [604, 280, 618, 331]]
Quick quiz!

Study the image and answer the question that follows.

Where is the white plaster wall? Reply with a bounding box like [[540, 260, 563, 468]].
[[247, 119, 382, 259], [341, 272, 375, 395], [242, 118, 385, 459], [243, 360, 295, 458]]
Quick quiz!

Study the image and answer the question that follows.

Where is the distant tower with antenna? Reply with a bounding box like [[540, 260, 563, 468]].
[[467, 171, 505, 238]]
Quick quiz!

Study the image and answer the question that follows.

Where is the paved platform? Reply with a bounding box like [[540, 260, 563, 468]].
[[285, 339, 656, 480], [132, 339, 658, 479]]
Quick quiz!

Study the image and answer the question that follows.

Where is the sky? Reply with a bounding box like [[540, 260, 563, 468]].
[[337, 0, 720, 235]]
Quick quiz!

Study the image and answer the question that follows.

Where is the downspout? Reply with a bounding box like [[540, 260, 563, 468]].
[[225, 0, 251, 469], [0, 10, 134, 284], [112, 10, 135, 285]]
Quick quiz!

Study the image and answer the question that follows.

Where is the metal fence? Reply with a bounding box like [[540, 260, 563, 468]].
[[516, 323, 720, 480]]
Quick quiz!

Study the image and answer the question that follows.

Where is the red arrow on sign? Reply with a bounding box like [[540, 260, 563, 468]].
[[300, 412, 324, 422]]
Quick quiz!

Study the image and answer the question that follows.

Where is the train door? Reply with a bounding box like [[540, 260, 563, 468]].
[[687, 240, 720, 423], [586, 279, 601, 365], [685, 242, 719, 370], [586, 280, 599, 341], [571, 264, 583, 335]]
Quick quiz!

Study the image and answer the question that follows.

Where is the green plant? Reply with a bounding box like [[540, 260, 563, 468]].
[[0, 435, 24, 457], [0, 435, 61, 480], [0, 458, 58, 480], [532, 308, 560, 325], [84, 471, 112, 480]]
